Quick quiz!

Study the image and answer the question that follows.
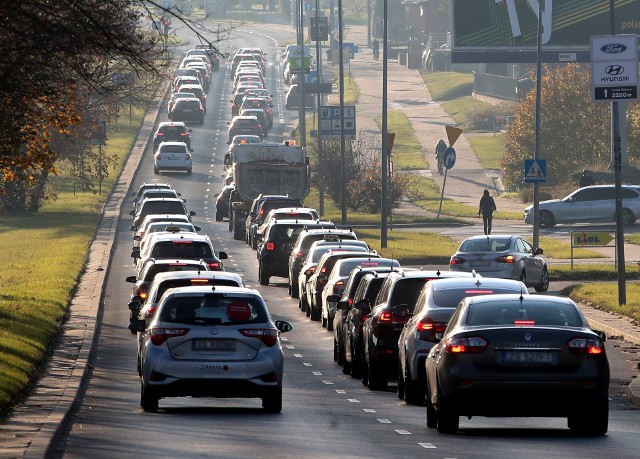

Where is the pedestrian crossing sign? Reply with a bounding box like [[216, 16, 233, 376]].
[[524, 159, 547, 183]]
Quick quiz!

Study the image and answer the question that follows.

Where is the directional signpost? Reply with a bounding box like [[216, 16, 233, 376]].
[[591, 35, 638, 102], [438, 126, 463, 217], [319, 105, 356, 137]]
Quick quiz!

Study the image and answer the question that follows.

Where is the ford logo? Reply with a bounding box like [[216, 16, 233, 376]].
[[600, 43, 627, 54]]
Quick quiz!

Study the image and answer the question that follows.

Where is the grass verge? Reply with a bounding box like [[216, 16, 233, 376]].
[[564, 282, 640, 324]]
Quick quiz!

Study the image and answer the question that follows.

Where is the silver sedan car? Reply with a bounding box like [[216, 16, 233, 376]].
[[449, 235, 549, 292], [130, 286, 292, 412]]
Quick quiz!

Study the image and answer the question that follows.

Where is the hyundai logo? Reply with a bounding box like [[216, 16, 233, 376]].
[[605, 65, 624, 76], [600, 43, 627, 54]]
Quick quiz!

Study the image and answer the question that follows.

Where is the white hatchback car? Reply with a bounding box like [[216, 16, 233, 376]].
[[130, 286, 292, 412], [154, 141, 193, 175]]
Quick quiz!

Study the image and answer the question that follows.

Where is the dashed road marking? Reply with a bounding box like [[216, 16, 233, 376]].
[[377, 419, 391, 424], [363, 409, 376, 413], [347, 399, 360, 403], [285, 345, 295, 350], [322, 380, 334, 385], [335, 390, 346, 394], [395, 430, 412, 435], [418, 443, 437, 449], [302, 362, 312, 366], [293, 353, 303, 358], [312, 371, 322, 376]]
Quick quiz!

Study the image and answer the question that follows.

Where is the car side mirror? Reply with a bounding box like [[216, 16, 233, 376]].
[[535, 248, 544, 255], [193, 225, 202, 232], [336, 300, 350, 310], [133, 235, 141, 241], [131, 251, 140, 259], [218, 251, 228, 259], [129, 210, 134, 215], [189, 148, 194, 152], [354, 299, 371, 313], [129, 225, 136, 231], [326, 294, 341, 304], [393, 304, 411, 317], [189, 211, 196, 216], [275, 320, 292, 333], [226, 121, 231, 125], [128, 319, 147, 333], [188, 129, 192, 133], [593, 330, 607, 342], [128, 300, 141, 312], [125, 275, 137, 283]]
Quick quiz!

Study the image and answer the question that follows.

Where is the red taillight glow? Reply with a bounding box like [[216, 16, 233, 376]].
[[450, 257, 464, 265], [416, 319, 447, 333], [445, 336, 488, 354], [514, 320, 535, 326], [156, 132, 164, 136], [208, 262, 221, 270], [149, 327, 190, 345], [135, 284, 149, 300], [173, 240, 192, 245], [180, 132, 188, 136], [568, 337, 604, 355], [464, 289, 493, 295], [190, 279, 210, 284], [379, 312, 392, 322], [240, 328, 278, 346], [266, 242, 275, 251], [295, 251, 303, 257], [145, 306, 157, 318], [496, 255, 516, 263]]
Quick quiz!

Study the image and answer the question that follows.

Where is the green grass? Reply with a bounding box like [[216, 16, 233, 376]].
[[564, 282, 640, 324], [355, 229, 459, 265], [421, 72, 473, 101], [333, 70, 358, 105], [0, 109, 146, 415], [468, 133, 505, 170], [441, 96, 480, 127], [376, 111, 428, 170]]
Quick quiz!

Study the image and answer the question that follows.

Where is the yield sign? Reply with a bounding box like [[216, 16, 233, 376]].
[[445, 125, 463, 147]]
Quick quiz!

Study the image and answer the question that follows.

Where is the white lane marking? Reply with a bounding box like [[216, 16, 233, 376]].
[[395, 430, 412, 435], [377, 419, 392, 424], [335, 390, 346, 394], [347, 399, 360, 403], [418, 443, 437, 449], [312, 371, 322, 376], [280, 337, 289, 342], [285, 345, 295, 350], [293, 353, 303, 358], [322, 380, 334, 385], [363, 409, 376, 413], [303, 362, 312, 366]]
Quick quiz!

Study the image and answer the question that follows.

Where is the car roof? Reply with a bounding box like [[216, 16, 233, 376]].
[[151, 270, 243, 284], [232, 115, 259, 121], [465, 293, 572, 306], [157, 141, 189, 147], [158, 121, 187, 127], [158, 285, 260, 298], [428, 276, 526, 290], [461, 234, 519, 243], [149, 232, 211, 243], [145, 258, 207, 267], [387, 269, 474, 280], [140, 213, 189, 222]]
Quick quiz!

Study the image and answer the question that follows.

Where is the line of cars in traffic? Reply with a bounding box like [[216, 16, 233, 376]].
[[222, 195, 609, 435]]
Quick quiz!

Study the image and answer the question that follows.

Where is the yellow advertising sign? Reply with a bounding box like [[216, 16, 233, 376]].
[[573, 231, 614, 246]]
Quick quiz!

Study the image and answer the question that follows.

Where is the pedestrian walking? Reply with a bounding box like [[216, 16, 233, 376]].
[[435, 139, 447, 175], [478, 189, 497, 235], [372, 39, 379, 62], [578, 169, 595, 188]]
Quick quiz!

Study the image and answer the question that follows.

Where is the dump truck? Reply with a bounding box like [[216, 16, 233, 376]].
[[226, 141, 310, 240]]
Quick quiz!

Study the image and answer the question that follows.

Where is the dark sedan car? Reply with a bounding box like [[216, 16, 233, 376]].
[[152, 122, 192, 150], [426, 294, 609, 435], [214, 184, 234, 221], [227, 116, 264, 143], [169, 98, 205, 124]]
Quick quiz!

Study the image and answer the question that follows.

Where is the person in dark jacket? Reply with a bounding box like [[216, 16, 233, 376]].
[[578, 170, 595, 188], [478, 189, 497, 235]]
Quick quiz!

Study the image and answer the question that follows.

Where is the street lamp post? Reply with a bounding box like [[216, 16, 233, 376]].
[[380, 0, 388, 248]]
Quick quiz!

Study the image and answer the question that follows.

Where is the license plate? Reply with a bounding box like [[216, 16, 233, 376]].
[[193, 339, 236, 351], [471, 259, 489, 267], [183, 109, 193, 112], [502, 351, 554, 365]]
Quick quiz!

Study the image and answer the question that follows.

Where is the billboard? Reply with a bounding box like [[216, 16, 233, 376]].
[[451, 0, 640, 63]]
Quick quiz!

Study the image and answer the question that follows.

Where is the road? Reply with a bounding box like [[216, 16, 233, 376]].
[[55, 22, 640, 459]]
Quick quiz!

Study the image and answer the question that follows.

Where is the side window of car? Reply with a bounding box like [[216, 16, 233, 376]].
[[374, 278, 392, 306], [621, 188, 639, 199], [596, 187, 616, 201], [519, 238, 533, 254], [412, 287, 428, 316]]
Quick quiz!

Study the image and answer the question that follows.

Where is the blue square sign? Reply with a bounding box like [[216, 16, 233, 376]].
[[524, 159, 546, 183]]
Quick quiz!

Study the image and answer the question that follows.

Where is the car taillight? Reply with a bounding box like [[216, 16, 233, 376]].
[[145, 306, 157, 318], [567, 337, 604, 355], [496, 255, 516, 263], [445, 336, 488, 353], [208, 261, 222, 270], [240, 328, 278, 347], [266, 242, 275, 251], [149, 327, 190, 345], [180, 132, 188, 136], [514, 320, 535, 326], [333, 280, 345, 293], [186, 153, 192, 160], [450, 256, 465, 265], [295, 251, 303, 257], [156, 154, 161, 160], [156, 132, 164, 136], [379, 312, 392, 322], [416, 319, 447, 333]]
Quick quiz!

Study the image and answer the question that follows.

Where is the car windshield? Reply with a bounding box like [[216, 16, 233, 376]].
[[389, 278, 431, 308], [143, 263, 204, 281], [159, 144, 187, 153], [151, 241, 213, 258], [160, 295, 267, 325], [155, 279, 241, 300], [140, 201, 185, 215], [466, 300, 583, 327], [159, 126, 186, 135], [458, 238, 511, 253], [433, 287, 519, 309]]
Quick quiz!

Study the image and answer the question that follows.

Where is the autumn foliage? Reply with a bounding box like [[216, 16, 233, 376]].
[[501, 63, 640, 188]]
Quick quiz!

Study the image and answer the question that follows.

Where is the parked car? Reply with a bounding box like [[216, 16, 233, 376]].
[[129, 286, 292, 412], [425, 294, 609, 435], [152, 122, 192, 150], [397, 276, 526, 405], [153, 141, 193, 175], [449, 235, 549, 292], [524, 184, 640, 227], [169, 98, 204, 124]]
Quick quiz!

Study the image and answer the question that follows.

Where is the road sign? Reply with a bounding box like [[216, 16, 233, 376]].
[[319, 105, 356, 137], [524, 159, 546, 183], [304, 83, 333, 93], [445, 125, 463, 147], [591, 35, 638, 102], [443, 147, 456, 169], [573, 231, 614, 246], [288, 55, 311, 73], [309, 16, 329, 41]]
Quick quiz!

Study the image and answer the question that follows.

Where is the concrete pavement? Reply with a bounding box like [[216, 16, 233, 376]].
[[0, 22, 639, 459]]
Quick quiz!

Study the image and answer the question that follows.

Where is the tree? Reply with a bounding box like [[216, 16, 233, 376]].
[[501, 64, 640, 188]]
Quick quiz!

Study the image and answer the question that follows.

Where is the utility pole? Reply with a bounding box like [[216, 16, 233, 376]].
[[380, 0, 388, 248], [315, 0, 324, 216], [297, 0, 307, 146], [338, 0, 346, 224]]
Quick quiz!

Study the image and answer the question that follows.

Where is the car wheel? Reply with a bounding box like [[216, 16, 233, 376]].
[[436, 393, 459, 434], [620, 208, 636, 226], [186, 168, 192, 175], [327, 316, 334, 332], [341, 343, 351, 375], [539, 210, 555, 228], [290, 281, 299, 299], [333, 337, 339, 362], [228, 212, 233, 232], [405, 375, 425, 405], [367, 355, 388, 391], [262, 388, 282, 413], [350, 343, 362, 379], [568, 398, 608, 436], [215, 211, 223, 222], [309, 299, 321, 321], [232, 217, 244, 241], [321, 314, 328, 329], [153, 166, 159, 175], [250, 234, 257, 250], [361, 356, 369, 386], [258, 265, 269, 285], [397, 361, 405, 400], [141, 384, 158, 412], [426, 397, 438, 429], [519, 270, 526, 285], [534, 268, 549, 292]]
